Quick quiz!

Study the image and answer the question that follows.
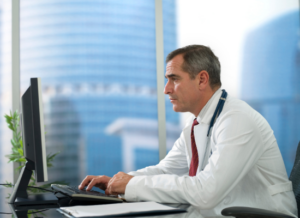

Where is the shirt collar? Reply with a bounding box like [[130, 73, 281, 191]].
[[196, 88, 222, 124]]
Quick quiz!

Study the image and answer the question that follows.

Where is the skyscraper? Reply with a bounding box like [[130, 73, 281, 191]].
[[18, 0, 178, 185], [241, 11, 300, 175]]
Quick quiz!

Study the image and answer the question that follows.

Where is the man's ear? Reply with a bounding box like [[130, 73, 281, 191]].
[[197, 70, 209, 89]]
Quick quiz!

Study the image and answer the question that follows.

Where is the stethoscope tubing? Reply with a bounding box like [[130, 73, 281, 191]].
[[201, 89, 228, 170]]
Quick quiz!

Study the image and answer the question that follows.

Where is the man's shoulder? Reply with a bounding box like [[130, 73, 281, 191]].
[[223, 95, 256, 114], [220, 95, 271, 132]]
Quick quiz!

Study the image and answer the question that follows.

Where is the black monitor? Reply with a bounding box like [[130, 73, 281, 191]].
[[9, 78, 57, 205]]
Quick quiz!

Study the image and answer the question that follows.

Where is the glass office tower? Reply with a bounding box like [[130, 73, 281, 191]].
[[241, 11, 300, 175], [19, 0, 178, 185]]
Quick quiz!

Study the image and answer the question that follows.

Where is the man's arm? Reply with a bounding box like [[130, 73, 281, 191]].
[[128, 132, 189, 177], [79, 131, 188, 193], [123, 112, 265, 208]]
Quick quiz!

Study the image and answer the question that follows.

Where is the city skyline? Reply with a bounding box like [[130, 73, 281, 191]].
[[16, 0, 178, 185]]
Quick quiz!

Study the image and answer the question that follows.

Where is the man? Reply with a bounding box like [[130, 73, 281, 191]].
[[79, 45, 297, 216]]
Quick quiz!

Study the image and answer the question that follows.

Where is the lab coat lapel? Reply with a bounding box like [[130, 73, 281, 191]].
[[183, 124, 192, 166], [193, 90, 223, 170], [194, 123, 209, 171], [182, 89, 223, 170], [182, 121, 209, 169]]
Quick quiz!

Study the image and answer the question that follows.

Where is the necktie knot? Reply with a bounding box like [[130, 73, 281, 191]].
[[192, 118, 199, 127]]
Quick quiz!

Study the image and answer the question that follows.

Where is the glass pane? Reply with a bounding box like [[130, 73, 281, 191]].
[[177, 0, 299, 175], [163, 0, 181, 152], [0, 0, 13, 187], [19, 0, 178, 188]]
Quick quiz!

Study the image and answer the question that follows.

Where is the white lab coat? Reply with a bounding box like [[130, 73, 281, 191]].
[[124, 89, 298, 217]]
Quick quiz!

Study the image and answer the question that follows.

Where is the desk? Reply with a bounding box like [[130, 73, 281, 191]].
[[0, 188, 226, 218]]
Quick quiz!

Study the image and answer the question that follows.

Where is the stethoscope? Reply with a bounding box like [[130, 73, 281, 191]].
[[200, 89, 228, 170]]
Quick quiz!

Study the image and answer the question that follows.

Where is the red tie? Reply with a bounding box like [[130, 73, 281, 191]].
[[189, 118, 199, 176]]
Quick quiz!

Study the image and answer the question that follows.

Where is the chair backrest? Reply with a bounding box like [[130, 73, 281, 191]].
[[289, 141, 300, 211]]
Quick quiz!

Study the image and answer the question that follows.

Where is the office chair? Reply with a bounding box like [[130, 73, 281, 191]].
[[221, 141, 300, 218]]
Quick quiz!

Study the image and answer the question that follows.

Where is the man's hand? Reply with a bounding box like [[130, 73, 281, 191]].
[[78, 175, 112, 191], [105, 172, 133, 195]]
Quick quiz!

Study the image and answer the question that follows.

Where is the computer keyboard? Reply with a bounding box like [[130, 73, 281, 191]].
[[51, 184, 123, 203]]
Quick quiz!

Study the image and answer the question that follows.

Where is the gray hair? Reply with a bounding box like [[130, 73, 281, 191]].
[[166, 45, 221, 89]]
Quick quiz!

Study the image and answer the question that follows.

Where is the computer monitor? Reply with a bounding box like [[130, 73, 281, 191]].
[[9, 78, 57, 205]]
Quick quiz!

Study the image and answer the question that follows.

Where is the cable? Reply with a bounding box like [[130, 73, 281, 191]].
[[27, 209, 49, 214], [0, 184, 13, 186], [0, 184, 54, 193], [27, 186, 54, 193]]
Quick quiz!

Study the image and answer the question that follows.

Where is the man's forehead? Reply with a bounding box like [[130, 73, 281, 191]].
[[167, 55, 183, 67], [166, 60, 174, 71], [165, 55, 184, 77]]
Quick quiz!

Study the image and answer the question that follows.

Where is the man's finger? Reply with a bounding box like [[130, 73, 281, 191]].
[[105, 187, 109, 195], [109, 185, 119, 195], [78, 175, 94, 189], [107, 176, 114, 188], [86, 178, 99, 191], [105, 177, 114, 194], [105, 183, 113, 195]]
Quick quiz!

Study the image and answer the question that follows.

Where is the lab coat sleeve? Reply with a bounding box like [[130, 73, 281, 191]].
[[127, 132, 189, 177], [124, 111, 265, 209]]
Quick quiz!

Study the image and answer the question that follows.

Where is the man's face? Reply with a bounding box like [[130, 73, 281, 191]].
[[164, 55, 200, 114]]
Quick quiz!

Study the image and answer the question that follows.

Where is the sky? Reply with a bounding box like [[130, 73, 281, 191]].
[[176, 0, 299, 97]]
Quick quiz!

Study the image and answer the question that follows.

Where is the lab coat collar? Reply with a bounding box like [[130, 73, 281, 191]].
[[196, 88, 222, 124], [183, 121, 210, 169], [182, 88, 223, 167]]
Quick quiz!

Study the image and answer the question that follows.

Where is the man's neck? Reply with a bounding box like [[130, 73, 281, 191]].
[[192, 86, 220, 117]]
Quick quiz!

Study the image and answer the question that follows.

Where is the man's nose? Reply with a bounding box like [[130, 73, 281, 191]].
[[164, 80, 171, 94]]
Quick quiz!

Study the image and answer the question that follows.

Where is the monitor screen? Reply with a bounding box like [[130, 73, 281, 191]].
[[22, 77, 48, 182], [9, 78, 57, 205]]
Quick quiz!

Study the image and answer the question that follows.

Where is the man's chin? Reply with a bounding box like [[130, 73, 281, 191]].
[[172, 105, 184, 113]]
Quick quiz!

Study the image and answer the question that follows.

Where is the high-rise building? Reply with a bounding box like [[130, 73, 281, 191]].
[[241, 11, 300, 175], [17, 0, 178, 185]]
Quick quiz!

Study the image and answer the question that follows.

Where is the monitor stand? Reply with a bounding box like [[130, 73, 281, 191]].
[[9, 160, 58, 206]]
